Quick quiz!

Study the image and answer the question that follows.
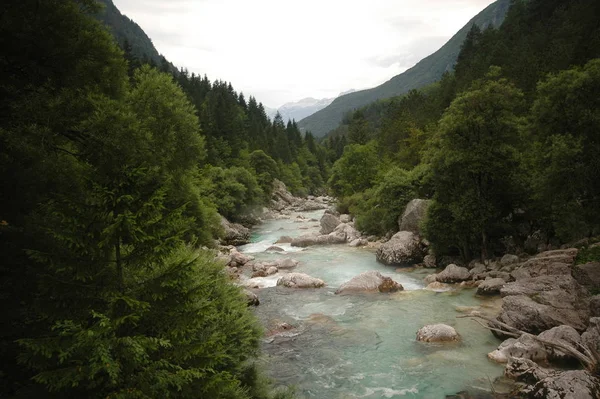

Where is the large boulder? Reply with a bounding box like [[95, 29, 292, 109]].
[[436, 264, 471, 283], [271, 179, 296, 207], [511, 249, 578, 280], [333, 223, 360, 243], [335, 271, 403, 294], [496, 275, 590, 334], [220, 216, 250, 246], [398, 199, 430, 235], [572, 262, 600, 291], [538, 325, 582, 362], [276, 273, 325, 288], [376, 231, 425, 265], [416, 324, 460, 342], [291, 233, 320, 247], [276, 258, 299, 270], [528, 371, 600, 399], [488, 335, 548, 364], [476, 278, 506, 296], [319, 213, 341, 235], [503, 358, 600, 398]]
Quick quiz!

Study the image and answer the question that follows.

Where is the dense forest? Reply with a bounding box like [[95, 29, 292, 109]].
[[2, 0, 600, 397], [0, 0, 323, 397], [326, 0, 600, 261]]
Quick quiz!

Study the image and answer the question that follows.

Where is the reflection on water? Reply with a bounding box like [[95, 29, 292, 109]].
[[243, 210, 504, 398]]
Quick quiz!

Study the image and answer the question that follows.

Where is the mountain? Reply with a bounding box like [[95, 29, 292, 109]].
[[298, 0, 511, 137], [94, 0, 164, 66], [267, 90, 356, 122]]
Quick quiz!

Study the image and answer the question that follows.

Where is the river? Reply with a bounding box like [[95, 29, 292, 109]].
[[239, 209, 506, 399]]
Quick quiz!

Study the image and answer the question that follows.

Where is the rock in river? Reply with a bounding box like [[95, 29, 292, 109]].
[[277, 273, 325, 289], [496, 275, 590, 334], [416, 324, 460, 342], [335, 271, 403, 294], [436, 264, 471, 283], [376, 231, 425, 265]]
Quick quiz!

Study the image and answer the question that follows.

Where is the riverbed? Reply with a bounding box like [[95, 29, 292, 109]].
[[239, 210, 505, 399]]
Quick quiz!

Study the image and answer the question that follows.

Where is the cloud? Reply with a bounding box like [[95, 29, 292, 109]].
[[112, 0, 496, 108]]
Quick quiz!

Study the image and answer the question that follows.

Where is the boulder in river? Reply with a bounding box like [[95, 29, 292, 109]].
[[436, 264, 471, 283], [276, 258, 299, 270], [397, 199, 430, 235], [476, 278, 506, 296], [376, 231, 425, 265], [275, 236, 294, 244], [416, 324, 460, 342], [335, 271, 403, 294], [487, 335, 548, 364], [266, 245, 285, 253], [320, 213, 341, 234], [220, 216, 250, 246], [496, 275, 590, 334], [277, 273, 325, 288]]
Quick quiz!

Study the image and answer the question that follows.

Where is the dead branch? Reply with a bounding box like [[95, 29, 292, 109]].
[[458, 312, 598, 372]]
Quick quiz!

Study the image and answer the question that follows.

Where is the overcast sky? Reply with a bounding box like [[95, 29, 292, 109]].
[[113, 0, 495, 108]]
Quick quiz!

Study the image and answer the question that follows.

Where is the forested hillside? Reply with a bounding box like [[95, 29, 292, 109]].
[[95, 0, 165, 66], [327, 0, 600, 261], [0, 0, 316, 397], [297, 0, 511, 137]]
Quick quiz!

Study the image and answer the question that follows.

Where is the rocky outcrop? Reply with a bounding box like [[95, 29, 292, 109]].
[[319, 213, 341, 234], [436, 264, 471, 283], [496, 275, 590, 334], [476, 278, 506, 296], [416, 324, 460, 342], [397, 199, 430, 235], [376, 231, 425, 265], [572, 262, 600, 291], [510, 249, 578, 280], [528, 371, 600, 399], [220, 216, 250, 246], [276, 273, 325, 289], [335, 271, 403, 294], [505, 358, 600, 398]]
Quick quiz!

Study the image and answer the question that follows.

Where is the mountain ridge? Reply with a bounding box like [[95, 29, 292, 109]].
[[298, 0, 511, 137]]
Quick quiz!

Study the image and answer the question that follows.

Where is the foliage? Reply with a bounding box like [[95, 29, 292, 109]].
[[328, 142, 380, 198], [0, 1, 296, 397], [425, 68, 525, 260]]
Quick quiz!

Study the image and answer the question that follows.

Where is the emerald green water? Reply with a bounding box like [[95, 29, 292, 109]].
[[240, 211, 504, 398]]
